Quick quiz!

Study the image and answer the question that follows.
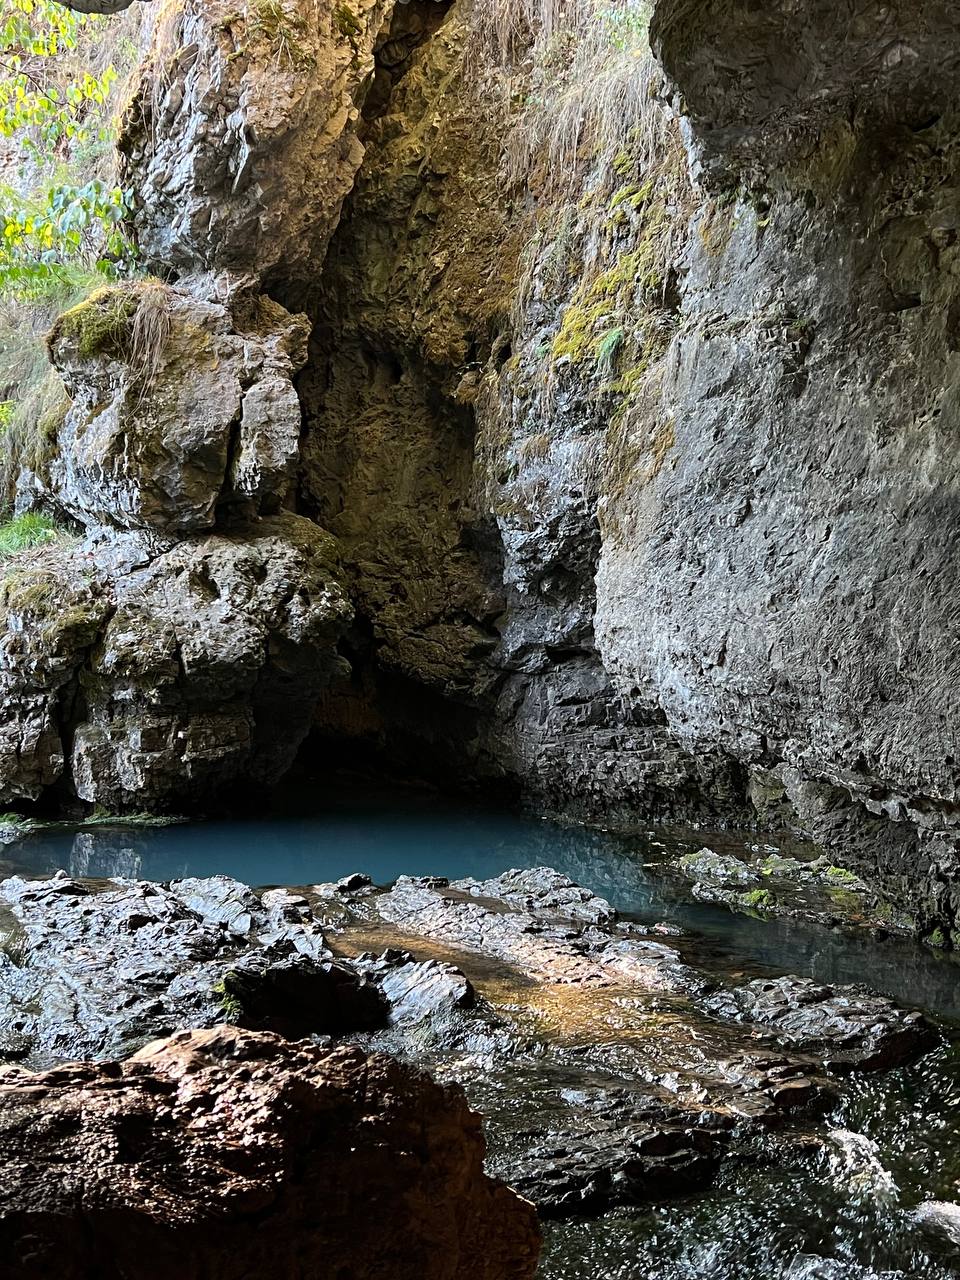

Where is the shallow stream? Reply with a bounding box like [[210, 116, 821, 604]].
[[4, 780, 960, 1280]]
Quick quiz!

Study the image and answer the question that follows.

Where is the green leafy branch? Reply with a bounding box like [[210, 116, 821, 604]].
[[1, 179, 136, 294]]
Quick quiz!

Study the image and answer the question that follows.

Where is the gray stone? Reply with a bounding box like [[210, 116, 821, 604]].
[[701, 975, 937, 1071]]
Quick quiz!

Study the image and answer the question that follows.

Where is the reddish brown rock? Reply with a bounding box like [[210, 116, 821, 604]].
[[0, 1025, 541, 1280]]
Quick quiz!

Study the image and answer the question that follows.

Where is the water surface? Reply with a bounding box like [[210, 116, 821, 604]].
[[5, 780, 960, 1280]]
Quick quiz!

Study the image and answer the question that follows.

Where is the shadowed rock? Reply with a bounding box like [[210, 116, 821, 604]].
[[0, 1025, 542, 1280], [490, 1079, 733, 1218]]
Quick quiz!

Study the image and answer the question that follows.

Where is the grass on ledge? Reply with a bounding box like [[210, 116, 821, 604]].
[[0, 512, 62, 559]]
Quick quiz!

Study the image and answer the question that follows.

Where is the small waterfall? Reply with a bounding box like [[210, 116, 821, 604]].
[[825, 1129, 900, 1209]]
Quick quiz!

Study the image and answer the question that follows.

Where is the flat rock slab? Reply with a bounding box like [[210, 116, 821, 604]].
[[376, 875, 710, 994], [701, 975, 937, 1071], [0, 1025, 541, 1280]]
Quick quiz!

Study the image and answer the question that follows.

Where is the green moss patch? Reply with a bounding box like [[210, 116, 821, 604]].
[[47, 287, 138, 360], [741, 888, 773, 909]]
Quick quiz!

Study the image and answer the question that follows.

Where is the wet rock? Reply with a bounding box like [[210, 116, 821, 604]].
[[354, 948, 475, 1024], [0, 873, 384, 1066], [702, 976, 937, 1071], [376, 874, 709, 994], [0, 1025, 542, 1280], [678, 847, 759, 887], [671, 846, 893, 933], [337, 872, 374, 893], [912, 1200, 960, 1250], [455, 867, 617, 925], [503, 1090, 730, 1217]]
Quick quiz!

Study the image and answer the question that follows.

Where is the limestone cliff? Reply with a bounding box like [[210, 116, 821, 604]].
[[4, 0, 960, 937]]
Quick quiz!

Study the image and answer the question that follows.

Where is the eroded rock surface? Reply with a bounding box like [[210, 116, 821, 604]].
[[48, 286, 311, 533], [118, 0, 395, 294], [0, 1025, 542, 1280], [376, 874, 709, 993], [0, 872, 382, 1066], [0, 515, 351, 811]]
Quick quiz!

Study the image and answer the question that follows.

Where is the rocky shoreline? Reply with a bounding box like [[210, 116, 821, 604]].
[[0, 864, 938, 1227]]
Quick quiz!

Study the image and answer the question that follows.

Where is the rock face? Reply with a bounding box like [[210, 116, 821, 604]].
[[0, 0, 376, 811], [297, 0, 960, 936], [118, 0, 394, 296], [8, 0, 960, 935], [0, 514, 350, 810], [0, 1025, 542, 1280], [48, 286, 311, 532], [587, 0, 960, 930]]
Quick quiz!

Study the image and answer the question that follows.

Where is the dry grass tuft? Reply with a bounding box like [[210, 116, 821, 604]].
[[128, 278, 174, 392]]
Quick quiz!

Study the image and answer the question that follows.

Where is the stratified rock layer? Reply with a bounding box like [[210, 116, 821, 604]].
[[0, 1025, 542, 1280]]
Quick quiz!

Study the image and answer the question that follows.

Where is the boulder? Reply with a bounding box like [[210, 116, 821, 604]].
[[701, 975, 937, 1071], [455, 866, 617, 925], [0, 1025, 542, 1280], [47, 284, 310, 535], [677, 847, 759, 887]]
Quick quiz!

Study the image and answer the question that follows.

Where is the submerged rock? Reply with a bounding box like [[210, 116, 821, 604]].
[[0, 1025, 541, 1280], [912, 1200, 960, 1250]]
